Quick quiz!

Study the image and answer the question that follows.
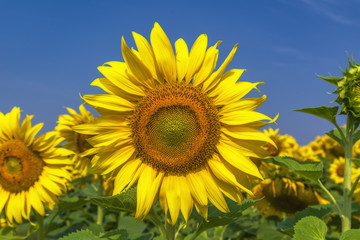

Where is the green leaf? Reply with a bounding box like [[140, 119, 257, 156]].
[[194, 199, 259, 236], [292, 216, 327, 240], [277, 204, 333, 236], [59, 229, 98, 240], [88, 223, 104, 236], [294, 106, 339, 125], [99, 229, 128, 240], [262, 157, 324, 182], [90, 187, 137, 213], [326, 128, 346, 147], [58, 196, 90, 213], [340, 229, 360, 240]]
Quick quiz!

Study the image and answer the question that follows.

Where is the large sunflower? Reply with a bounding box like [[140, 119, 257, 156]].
[[252, 178, 329, 219], [0, 107, 73, 224], [55, 104, 94, 177], [75, 23, 276, 225]]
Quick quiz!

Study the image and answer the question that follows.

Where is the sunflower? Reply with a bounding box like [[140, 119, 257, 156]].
[[260, 128, 299, 175], [0, 107, 73, 224], [55, 104, 94, 177], [262, 128, 299, 157], [329, 157, 360, 184], [74, 23, 276, 225], [252, 178, 329, 219]]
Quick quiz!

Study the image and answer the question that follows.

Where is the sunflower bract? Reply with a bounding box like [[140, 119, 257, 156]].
[[75, 22, 277, 225]]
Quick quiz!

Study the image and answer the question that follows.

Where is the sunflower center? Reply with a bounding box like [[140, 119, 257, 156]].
[[5, 156, 22, 174], [336, 165, 344, 177], [74, 133, 92, 153], [131, 82, 220, 175], [0, 140, 44, 193]]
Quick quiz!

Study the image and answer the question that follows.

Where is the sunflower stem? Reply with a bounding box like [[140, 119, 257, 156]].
[[317, 179, 343, 220], [97, 177, 104, 225], [148, 209, 168, 240], [342, 116, 354, 233], [165, 220, 176, 240], [35, 212, 45, 240]]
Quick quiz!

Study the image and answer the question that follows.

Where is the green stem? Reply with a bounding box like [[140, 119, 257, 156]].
[[343, 116, 354, 233], [317, 179, 343, 220], [165, 220, 176, 240], [97, 177, 104, 225], [35, 212, 45, 240], [148, 210, 168, 240]]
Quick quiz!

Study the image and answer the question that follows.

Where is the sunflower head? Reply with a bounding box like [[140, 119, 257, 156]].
[[252, 178, 329, 219], [55, 104, 94, 177], [329, 157, 360, 184], [0, 107, 73, 224], [320, 56, 360, 118], [75, 23, 276, 225]]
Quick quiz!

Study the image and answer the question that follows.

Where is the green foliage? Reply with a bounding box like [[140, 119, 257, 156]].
[[326, 127, 360, 147], [277, 205, 333, 236], [262, 157, 323, 182], [294, 106, 339, 126], [340, 229, 360, 240], [90, 188, 137, 213], [292, 216, 327, 240], [190, 199, 259, 238]]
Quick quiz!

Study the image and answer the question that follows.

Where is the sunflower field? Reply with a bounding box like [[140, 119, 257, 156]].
[[1, 23, 360, 240]]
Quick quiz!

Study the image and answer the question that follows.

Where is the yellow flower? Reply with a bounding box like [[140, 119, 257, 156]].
[[252, 178, 329, 219], [262, 128, 299, 157], [75, 23, 276, 225], [329, 157, 360, 184], [55, 104, 94, 177], [0, 107, 73, 224]]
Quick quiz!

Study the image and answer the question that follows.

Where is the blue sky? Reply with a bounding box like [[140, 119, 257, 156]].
[[1, 0, 360, 145]]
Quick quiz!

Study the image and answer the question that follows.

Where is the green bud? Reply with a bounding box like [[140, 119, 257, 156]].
[[320, 56, 360, 118]]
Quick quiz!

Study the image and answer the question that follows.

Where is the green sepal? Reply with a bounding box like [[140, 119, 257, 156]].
[[292, 216, 328, 240], [294, 106, 339, 126], [318, 74, 342, 86], [89, 187, 137, 213], [262, 157, 323, 182]]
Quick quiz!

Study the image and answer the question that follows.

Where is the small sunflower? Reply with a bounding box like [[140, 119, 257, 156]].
[[75, 23, 276, 225], [55, 104, 94, 177], [252, 178, 329, 219], [329, 157, 360, 184], [262, 128, 299, 157], [0, 107, 73, 224]]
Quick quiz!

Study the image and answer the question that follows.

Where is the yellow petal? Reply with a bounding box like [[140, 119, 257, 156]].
[[113, 158, 142, 194], [82, 94, 135, 113], [220, 110, 273, 125], [175, 38, 189, 81], [178, 176, 193, 223], [202, 44, 238, 92], [97, 65, 145, 96], [193, 41, 221, 86], [121, 37, 155, 87], [132, 31, 160, 82], [198, 169, 229, 213], [185, 34, 207, 83], [186, 173, 208, 206], [220, 95, 267, 114], [0, 188, 10, 214], [163, 176, 181, 225], [136, 166, 163, 220], [150, 22, 176, 82], [29, 187, 45, 216], [208, 69, 247, 97], [208, 155, 253, 195], [217, 140, 263, 179]]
